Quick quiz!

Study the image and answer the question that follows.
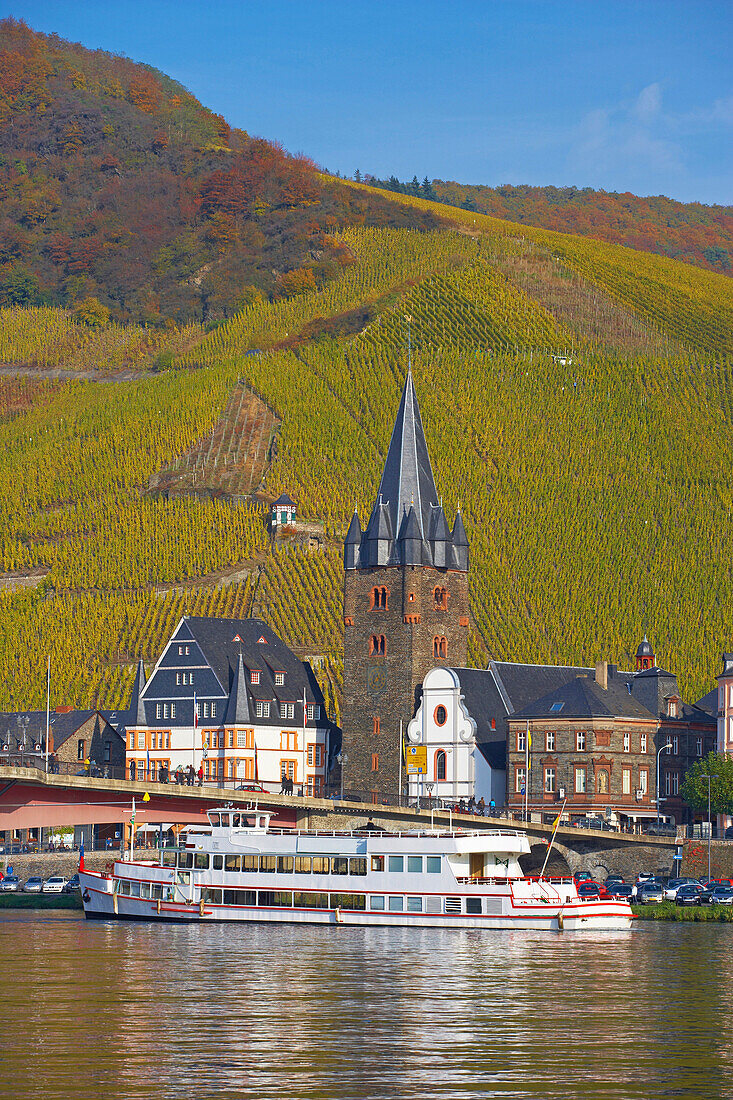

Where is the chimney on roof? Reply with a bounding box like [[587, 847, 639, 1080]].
[[55, 705, 73, 714], [595, 661, 608, 691]]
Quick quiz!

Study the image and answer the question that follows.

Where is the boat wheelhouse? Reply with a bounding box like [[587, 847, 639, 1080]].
[[79, 806, 632, 932]]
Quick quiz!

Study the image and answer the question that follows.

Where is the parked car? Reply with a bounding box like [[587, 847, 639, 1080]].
[[606, 883, 634, 900], [577, 881, 601, 898], [0, 875, 20, 892], [645, 822, 677, 837], [725, 826, 733, 840], [676, 884, 703, 906], [573, 871, 594, 883], [235, 783, 268, 793], [22, 876, 43, 893], [699, 884, 733, 906], [42, 876, 68, 894], [637, 882, 665, 904], [664, 877, 701, 901], [62, 874, 80, 894]]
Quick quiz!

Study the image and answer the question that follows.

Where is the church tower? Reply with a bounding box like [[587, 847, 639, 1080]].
[[342, 369, 470, 800]]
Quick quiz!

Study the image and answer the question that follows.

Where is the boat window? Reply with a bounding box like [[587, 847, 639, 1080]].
[[178, 852, 194, 870], [388, 896, 404, 911], [407, 856, 423, 873], [277, 856, 294, 874], [331, 857, 349, 875], [370, 895, 385, 910], [312, 857, 329, 875], [466, 897, 482, 915], [371, 856, 384, 872], [202, 888, 223, 904], [176, 871, 191, 886], [220, 814, 230, 827], [329, 893, 366, 911], [212, 855, 224, 871], [140, 882, 151, 899], [259, 856, 277, 873], [242, 816, 256, 828], [162, 886, 174, 901], [117, 880, 130, 895], [129, 881, 141, 897], [209, 813, 221, 827], [151, 884, 163, 899], [162, 851, 176, 868], [350, 858, 367, 877], [223, 889, 256, 906], [294, 857, 312, 874], [388, 856, 403, 873], [231, 814, 241, 828], [194, 853, 210, 870], [258, 890, 293, 908], [242, 855, 258, 872], [225, 855, 242, 873], [426, 856, 441, 874], [294, 891, 328, 909], [445, 897, 461, 914], [407, 896, 422, 912]]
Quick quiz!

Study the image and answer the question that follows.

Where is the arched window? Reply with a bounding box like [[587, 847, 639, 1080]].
[[369, 635, 386, 656], [370, 586, 389, 610], [435, 750, 446, 781], [433, 635, 447, 659], [433, 586, 448, 611]]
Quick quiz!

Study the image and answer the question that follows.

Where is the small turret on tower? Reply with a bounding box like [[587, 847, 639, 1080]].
[[635, 635, 655, 672]]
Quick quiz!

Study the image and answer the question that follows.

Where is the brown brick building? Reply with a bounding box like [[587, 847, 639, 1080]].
[[341, 369, 470, 800], [505, 646, 716, 829]]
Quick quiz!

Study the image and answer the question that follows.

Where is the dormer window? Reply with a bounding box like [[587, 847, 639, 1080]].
[[668, 699, 678, 718], [275, 672, 285, 686], [251, 671, 261, 685]]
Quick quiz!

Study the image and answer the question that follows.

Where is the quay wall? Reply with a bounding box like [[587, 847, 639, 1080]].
[[0, 848, 151, 881], [681, 840, 733, 880]]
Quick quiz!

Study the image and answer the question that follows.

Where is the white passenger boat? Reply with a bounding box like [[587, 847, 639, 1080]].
[[79, 806, 632, 931]]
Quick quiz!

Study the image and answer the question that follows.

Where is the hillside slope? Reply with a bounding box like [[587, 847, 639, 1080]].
[[0, 18, 438, 328], [367, 175, 733, 277], [0, 27, 732, 720]]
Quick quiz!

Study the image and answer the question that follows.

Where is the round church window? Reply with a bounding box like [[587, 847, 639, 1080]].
[[434, 705, 447, 726]]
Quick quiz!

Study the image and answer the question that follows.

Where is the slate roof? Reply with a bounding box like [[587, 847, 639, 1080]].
[[0, 709, 122, 749], [694, 688, 718, 718], [348, 369, 468, 572], [490, 661, 600, 715], [372, 368, 439, 544], [512, 675, 656, 721], [272, 493, 297, 508]]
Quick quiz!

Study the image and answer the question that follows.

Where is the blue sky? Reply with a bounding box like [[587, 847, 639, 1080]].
[[4, 0, 732, 203]]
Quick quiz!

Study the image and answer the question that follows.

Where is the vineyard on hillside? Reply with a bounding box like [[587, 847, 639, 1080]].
[[0, 213, 732, 712]]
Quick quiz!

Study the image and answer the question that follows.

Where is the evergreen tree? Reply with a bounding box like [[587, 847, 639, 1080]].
[[354, 169, 362, 183]]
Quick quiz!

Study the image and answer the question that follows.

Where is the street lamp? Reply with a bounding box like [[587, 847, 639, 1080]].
[[656, 740, 672, 830], [701, 773, 718, 882], [337, 752, 348, 801]]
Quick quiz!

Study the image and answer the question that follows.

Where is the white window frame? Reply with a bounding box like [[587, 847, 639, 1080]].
[[544, 767, 556, 793], [623, 732, 630, 753], [576, 731, 586, 752], [545, 731, 555, 752], [575, 767, 586, 794]]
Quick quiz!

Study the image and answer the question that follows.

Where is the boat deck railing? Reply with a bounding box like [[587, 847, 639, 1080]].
[[259, 827, 525, 840], [456, 875, 574, 886]]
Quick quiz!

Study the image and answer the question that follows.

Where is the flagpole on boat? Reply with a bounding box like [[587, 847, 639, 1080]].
[[539, 798, 567, 879]]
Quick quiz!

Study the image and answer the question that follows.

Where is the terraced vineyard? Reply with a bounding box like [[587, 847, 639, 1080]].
[[0, 307, 204, 373], [149, 381, 280, 498], [0, 210, 732, 712]]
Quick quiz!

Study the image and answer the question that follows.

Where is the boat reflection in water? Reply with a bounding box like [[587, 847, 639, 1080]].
[[80, 805, 632, 931]]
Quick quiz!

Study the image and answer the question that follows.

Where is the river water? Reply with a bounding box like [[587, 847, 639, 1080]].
[[0, 912, 730, 1100]]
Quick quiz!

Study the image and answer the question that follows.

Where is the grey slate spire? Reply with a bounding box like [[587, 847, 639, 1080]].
[[364, 496, 394, 566], [224, 651, 253, 725], [397, 505, 425, 566], [428, 504, 451, 568], [369, 368, 440, 545], [344, 510, 362, 571], [451, 510, 469, 572], [129, 658, 147, 726]]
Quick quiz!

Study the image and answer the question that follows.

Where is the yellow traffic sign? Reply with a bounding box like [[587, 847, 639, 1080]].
[[406, 745, 427, 775]]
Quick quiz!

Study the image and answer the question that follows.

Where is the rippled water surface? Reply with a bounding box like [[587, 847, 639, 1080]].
[[0, 912, 730, 1099]]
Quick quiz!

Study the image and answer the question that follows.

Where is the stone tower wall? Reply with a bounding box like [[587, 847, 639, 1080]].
[[342, 563, 470, 799]]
